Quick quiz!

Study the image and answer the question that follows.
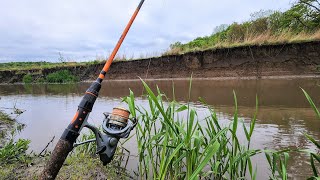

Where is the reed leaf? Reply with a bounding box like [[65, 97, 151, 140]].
[[160, 143, 184, 180], [140, 79, 177, 135], [189, 141, 220, 180], [301, 88, 320, 119]]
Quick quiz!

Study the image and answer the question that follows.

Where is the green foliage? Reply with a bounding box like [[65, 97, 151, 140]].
[[22, 74, 33, 84], [74, 130, 97, 155], [0, 139, 31, 165], [169, 41, 182, 49], [60, 153, 122, 180], [46, 70, 79, 83], [22, 70, 79, 84], [265, 151, 290, 180], [36, 77, 45, 84], [168, 0, 320, 53]]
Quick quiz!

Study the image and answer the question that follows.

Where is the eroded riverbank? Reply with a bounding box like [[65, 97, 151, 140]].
[[0, 41, 319, 83]]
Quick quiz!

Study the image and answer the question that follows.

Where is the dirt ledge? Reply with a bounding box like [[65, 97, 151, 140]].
[[1, 41, 319, 83]]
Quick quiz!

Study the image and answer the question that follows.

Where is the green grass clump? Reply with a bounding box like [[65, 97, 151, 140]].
[[22, 74, 33, 84], [22, 70, 79, 84], [46, 70, 79, 83], [0, 139, 31, 165], [36, 77, 45, 84], [57, 153, 123, 180], [0, 138, 32, 179]]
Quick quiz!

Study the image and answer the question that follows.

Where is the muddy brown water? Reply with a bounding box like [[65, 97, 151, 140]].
[[0, 78, 319, 179]]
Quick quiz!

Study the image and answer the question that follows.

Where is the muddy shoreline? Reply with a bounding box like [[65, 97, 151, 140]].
[[0, 111, 14, 147], [1, 41, 319, 83]]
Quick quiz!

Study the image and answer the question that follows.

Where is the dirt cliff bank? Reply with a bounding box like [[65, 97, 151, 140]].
[[1, 41, 319, 83]]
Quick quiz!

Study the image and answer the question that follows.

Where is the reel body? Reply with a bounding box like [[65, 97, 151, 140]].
[[74, 107, 137, 165]]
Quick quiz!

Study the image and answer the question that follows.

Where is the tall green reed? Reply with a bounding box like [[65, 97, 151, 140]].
[[72, 82, 319, 179], [301, 88, 320, 179], [124, 79, 261, 180]]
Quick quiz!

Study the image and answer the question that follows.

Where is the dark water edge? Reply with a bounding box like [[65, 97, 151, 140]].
[[0, 78, 319, 179]]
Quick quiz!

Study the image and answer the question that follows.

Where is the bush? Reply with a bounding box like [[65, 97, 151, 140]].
[[22, 74, 33, 84], [46, 70, 79, 83], [36, 77, 45, 84], [0, 139, 31, 165]]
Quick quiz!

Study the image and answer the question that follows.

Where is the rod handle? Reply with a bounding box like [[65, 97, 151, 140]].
[[39, 139, 73, 180]]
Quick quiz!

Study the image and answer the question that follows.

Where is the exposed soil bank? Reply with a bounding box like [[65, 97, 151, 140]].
[[1, 41, 320, 83]]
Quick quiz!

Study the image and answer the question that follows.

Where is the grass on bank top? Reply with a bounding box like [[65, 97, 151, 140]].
[[0, 53, 135, 72], [164, 30, 320, 55], [0, 61, 104, 71]]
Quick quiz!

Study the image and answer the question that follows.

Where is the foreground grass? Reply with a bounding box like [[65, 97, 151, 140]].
[[0, 153, 123, 180], [0, 140, 126, 180], [59, 153, 123, 180], [0, 110, 125, 179]]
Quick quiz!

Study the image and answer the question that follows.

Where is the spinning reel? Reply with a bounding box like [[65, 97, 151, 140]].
[[74, 107, 137, 165]]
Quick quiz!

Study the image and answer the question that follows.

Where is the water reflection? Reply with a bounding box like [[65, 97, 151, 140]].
[[1, 78, 319, 107]]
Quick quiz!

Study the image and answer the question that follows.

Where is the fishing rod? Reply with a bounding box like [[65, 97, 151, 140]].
[[40, 0, 145, 179]]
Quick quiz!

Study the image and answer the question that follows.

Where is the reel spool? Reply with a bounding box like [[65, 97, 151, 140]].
[[102, 107, 137, 139], [107, 107, 130, 129]]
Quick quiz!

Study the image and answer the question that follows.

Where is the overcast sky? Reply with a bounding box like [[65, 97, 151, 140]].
[[0, 0, 293, 62]]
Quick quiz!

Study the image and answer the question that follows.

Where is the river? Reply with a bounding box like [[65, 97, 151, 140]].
[[0, 78, 319, 179]]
